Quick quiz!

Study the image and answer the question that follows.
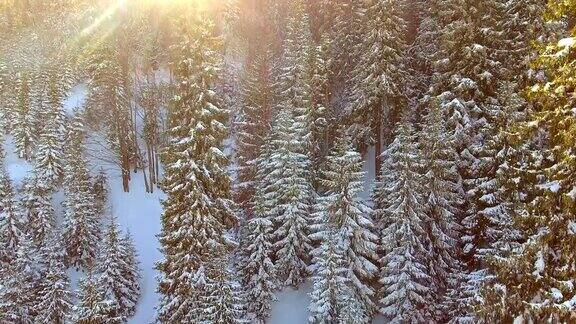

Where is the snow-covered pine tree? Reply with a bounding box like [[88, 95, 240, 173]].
[[92, 168, 109, 217], [96, 216, 139, 319], [419, 101, 466, 320], [34, 75, 65, 188], [267, 109, 313, 287], [0, 166, 23, 265], [0, 62, 14, 132], [312, 132, 378, 315], [119, 230, 141, 318], [308, 228, 350, 323], [349, 0, 408, 176], [477, 3, 576, 321], [320, 0, 365, 81], [277, 0, 327, 182], [235, 48, 276, 213], [20, 174, 55, 245], [239, 195, 277, 322], [427, 0, 521, 319], [35, 231, 72, 324], [156, 9, 237, 323], [375, 116, 433, 322], [304, 35, 329, 177], [61, 114, 101, 269], [204, 259, 247, 323], [500, 0, 549, 88], [13, 73, 35, 160], [71, 269, 123, 324], [338, 295, 369, 324], [0, 233, 44, 323]]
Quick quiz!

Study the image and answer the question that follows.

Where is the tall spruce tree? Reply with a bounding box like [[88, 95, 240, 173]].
[[350, 0, 408, 176], [0, 233, 44, 323], [34, 75, 65, 188], [375, 117, 433, 322], [20, 174, 55, 245], [267, 109, 313, 287], [156, 8, 237, 323], [235, 49, 276, 213], [96, 216, 139, 319], [35, 232, 72, 324], [61, 114, 101, 269], [204, 260, 247, 323], [13, 73, 34, 160], [308, 229, 350, 323], [120, 230, 141, 318], [419, 101, 466, 320], [312, 133, 378, 315], [477, 2, 576, 321], [0, 166, 22, 265], [72, 269, 123, 324], [239, 196, 277, 322]]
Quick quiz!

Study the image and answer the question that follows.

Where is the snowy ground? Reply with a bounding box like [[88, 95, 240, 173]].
[[2, 84, 380, 323]]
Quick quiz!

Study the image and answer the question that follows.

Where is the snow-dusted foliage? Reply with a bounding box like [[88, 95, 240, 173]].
[[34, 76, 65, 188], [156, 9, 237, 323], [375, 117, 433, 322], [72, 269, 123, 324], [35, 231, 72, 323], [312, 133, 378, 315], [308, 229, 350, 323], [239, 208, 277, 322], [95, 216, 140, 319], [61, 115, 100, 269], [0, 0, 564, 322], [267, 110, 313, 288]]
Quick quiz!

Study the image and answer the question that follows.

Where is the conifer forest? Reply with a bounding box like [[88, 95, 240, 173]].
[[1, 0, 576, 323]]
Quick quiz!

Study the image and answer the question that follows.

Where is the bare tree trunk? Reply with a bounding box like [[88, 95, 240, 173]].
[[142, 163, 150, 193]]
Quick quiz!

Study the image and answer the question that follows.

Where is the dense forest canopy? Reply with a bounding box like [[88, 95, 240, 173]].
[[1, 0, 576, 323]]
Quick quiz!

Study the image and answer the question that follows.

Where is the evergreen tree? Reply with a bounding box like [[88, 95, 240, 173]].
[[239, 198, 277, 322], [278, 0, 325, 178], [313, 133, 378, 315], [478, 2, 576, 321], [350, 0, 408, 174], [428, 1, 521, 318], [61, 114, 100, 269], [241, 200, 276, 322], [0, 234, 44, 323], [71, 269, 123, 324], [204, 261, 247, 324], [85, 32, 135, 193], [235, 49, 276, 213], [308, 229, 350, 323], [321, 0, 365, 80], [34, 75, 65, 188], [0, 167, 22, 265], [156, 9, 237, 323], [96, 216, 139, 319], [36, 232, 72, 324], [375, 117, 433, 322], [119, 230, 141, 318], [419, 101, 466, 320], [267, 110, 313, 287], [13, 73, 34, 160], [20, 174, 55, 245]]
